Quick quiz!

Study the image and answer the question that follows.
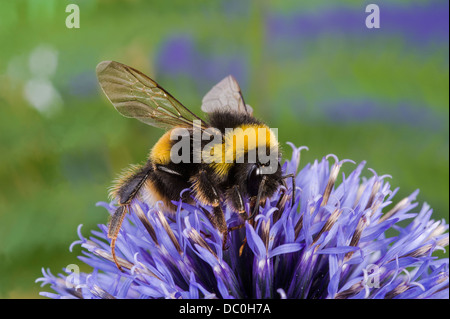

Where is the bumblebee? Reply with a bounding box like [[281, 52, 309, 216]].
[[96, 61, 294, 270]]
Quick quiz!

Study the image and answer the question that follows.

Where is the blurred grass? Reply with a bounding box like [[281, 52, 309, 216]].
[[0, 0, 448, 298]]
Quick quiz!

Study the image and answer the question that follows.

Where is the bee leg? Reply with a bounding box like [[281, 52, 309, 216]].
[[191, 170, 228, 247], [108, 205, 128, 272], [275, 179, 289, 213], [213, 205, 229, 250], [225, 186, 251, 255], [240, 176, 268, 253], [227, 185, 247, 241], [201, 205, 228, 249], [200, 230, 212, 239], [247, 175, 267, 220], [228, 185, 247, 219], [283, 173, 296, 207], [228, 224, 245, 232], [190, 169, 220, 207], [239, 237, 247, 257], [276, 173, 296, 212], [108, 164, 152, 271]]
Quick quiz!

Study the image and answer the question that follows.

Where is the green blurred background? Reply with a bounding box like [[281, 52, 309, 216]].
[[0, 0, 448, 298]]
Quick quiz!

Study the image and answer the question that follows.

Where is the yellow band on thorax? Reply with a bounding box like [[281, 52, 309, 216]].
[[149, 130, 173, 164], [210, 124, 278, 176]]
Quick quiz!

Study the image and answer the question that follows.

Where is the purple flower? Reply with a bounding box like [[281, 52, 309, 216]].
[[37, 143, 449, 299]]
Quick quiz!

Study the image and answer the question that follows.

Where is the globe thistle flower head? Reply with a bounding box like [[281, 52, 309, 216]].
[[37, 143, 449, 299]]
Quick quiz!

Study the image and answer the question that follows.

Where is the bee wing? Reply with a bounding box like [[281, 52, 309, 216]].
[[96, 61, 208, 130], [201, 75, 253, 115]]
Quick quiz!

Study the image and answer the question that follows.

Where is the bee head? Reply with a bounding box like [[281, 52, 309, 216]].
[[233, 160, 282, 201]]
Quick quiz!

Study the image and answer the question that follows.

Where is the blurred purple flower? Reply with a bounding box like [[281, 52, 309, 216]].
[[155, 35, 248, 94], [37, 143, 449, 299], [266, 1, 449, 47]]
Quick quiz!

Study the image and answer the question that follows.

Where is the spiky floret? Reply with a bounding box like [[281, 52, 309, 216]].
[[37, 144, 449, 299]]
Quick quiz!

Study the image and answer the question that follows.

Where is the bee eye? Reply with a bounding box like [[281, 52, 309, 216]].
[[247, 165, 262, 197]]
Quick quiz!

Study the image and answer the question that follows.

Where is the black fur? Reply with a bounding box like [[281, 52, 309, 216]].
[[191, 169, 220, 205], [117, 164, 153, 205], [116, 110, 282, 218], [145, 110, 282, 212], [225, 185, 245, 213], [207, 110, 263, 134], [150, 162, 193, 205]]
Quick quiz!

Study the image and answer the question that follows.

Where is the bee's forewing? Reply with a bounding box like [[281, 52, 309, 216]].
[[97, 61, 207, 129]]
